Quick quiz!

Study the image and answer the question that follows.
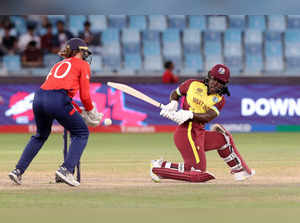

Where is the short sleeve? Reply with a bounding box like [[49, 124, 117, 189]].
[[177, 79, 195, 96], [210, 96, 225, 116]]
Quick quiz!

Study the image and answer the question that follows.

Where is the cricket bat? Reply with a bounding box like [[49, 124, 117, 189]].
[[107, 82, 163, 108]]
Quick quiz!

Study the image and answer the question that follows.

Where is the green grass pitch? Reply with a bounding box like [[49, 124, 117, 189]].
[[0, 132, 300, 221]]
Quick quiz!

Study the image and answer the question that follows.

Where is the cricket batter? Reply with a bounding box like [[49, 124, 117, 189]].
[[8, 38, 102, 187], [151, 64, 255, 183]]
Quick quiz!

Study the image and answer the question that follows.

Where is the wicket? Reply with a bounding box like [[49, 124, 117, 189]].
[[55, 128, 81, 183]]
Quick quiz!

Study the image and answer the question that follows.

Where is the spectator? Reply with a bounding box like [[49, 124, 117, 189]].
[[21, 40, 43, 68], [78, 21, 99, 46], [0, 22, 18, 54], [18, 22, 41, 51], [41, 23, 60, 54], [162, 61, 179, 84], [54, 20, 73, 49]]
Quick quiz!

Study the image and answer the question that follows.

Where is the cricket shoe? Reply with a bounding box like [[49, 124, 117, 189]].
[[55, 166, 80, 187], [8, 169, 22, 185], [233, 169, 256, 181], [150, 159, 163, 183]]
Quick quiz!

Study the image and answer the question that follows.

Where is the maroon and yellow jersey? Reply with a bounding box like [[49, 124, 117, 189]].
[[41, 57, 93, 111], [177, 79, 225, 129]]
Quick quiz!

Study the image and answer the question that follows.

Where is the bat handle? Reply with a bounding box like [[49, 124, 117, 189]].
[[159, 104, 165, 109]]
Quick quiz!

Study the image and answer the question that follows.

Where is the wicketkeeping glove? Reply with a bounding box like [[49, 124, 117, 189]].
[[80, 106, 103, 127]]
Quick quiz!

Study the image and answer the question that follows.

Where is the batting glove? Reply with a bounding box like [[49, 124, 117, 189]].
[[160, 100, 178, 111], [160, 108, 175, 119], [172, 110, 193, 125]]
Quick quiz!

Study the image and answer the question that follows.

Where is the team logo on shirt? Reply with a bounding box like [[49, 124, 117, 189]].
[[218, 67, 225, 74], [212, 96, 219, 103]]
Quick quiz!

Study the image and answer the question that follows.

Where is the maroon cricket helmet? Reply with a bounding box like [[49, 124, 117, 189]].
[[209, 64, 230, 84]]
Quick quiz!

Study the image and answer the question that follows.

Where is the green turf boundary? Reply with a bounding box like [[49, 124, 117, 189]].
[[277, 125, 300, 132]]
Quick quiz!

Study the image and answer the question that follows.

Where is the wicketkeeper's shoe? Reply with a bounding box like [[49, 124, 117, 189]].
[[8, 169, 22, 185], [233, 169, 256, 181], [55, 166, 80, 187], [150, 159, 163, 183]]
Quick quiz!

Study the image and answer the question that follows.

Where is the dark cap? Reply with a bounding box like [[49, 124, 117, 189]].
[[66, 38, 91, 54], [209, 64, 230, 83]]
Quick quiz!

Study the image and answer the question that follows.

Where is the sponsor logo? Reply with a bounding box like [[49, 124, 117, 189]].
[[218, 67, 225, 74], [209, 124, 252, 132], [241, 98, 300, 117], [213, 96, 219, 103], [5, 92, 35, 124]]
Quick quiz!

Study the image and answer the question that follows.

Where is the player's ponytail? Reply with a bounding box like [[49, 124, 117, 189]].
[[58, 45, 79, 58]]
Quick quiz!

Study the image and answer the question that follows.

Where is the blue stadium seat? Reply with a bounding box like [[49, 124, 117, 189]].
[[124, 54, 142, 70], [285, 57, 300, 74], [123, 43, 140, 54], [265, 41, 282, 57], [203, 31, 221, 41], [90, 55, 103, 72], [189, 15, 206, 30], [10, 16, 27, 34], [228, 15, 245, 29], [144, 55, 163, 71], [245, 43, 262, 55], [245, 55, 263, 75], [224, 43, 242, 57], [264, 31, 282, 41], [284, 30, 300, 42], [208, 16, 227, 31], [143, 41, 161, 56], [69, 15, 86, 35], [47, 15, 66, 24], [31, 68, 51, 76], [129, 15, 147, 30], [183, 29, 201, 44], [184, 43, 201, 54], [102, 43, 121, 56], [184, 54, 203, 71], [44, 54, 60, 67], [102, 29, 120, 44], [285, 43, 300, 57], [163, 42, 182, 57], [248, 15, 266, 30], [287, 15, 300, 29], [149, 15, 167, 31], [88, 15, 107, 32], [267, 15, 286, 31], [224, 29, 242, 42], [204, 41, 222, 56], [3, 55, 22, 73], [205, 55, 223, 71], [108, 15, 127, 29], [224, 57, 243, 75], [244, 29, 263, 44], [142, 30, 160, 42], [265, 56, 284, 73], [183, 29, 201, 54], [122, 29, 140, 53], [162, 29, 180, 43], [103, 55, 121, 70], [168, 15, 186, 29]]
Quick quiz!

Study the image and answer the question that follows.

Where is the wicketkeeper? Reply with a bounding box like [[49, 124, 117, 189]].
[[8, 38, 103, 187], [151, 64, 255, 183]]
